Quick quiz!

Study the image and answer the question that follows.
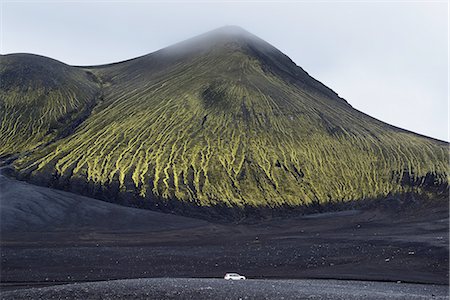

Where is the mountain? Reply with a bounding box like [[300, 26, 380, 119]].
[[0, 26, 448, 216]]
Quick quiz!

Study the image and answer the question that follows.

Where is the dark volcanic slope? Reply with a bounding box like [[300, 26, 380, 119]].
[[1, 26, 448, 212], [0, 169, 208, 232]]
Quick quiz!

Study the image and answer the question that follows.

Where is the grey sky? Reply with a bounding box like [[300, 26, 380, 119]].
[[1, 1, 448, 141]]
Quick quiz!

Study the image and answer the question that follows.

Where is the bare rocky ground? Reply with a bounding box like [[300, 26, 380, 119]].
[[1, 278, 448, 300], [0, 170, 448, 298]]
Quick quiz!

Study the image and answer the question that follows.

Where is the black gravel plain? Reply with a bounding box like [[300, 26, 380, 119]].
[[1, 169, 449, 298], [1, 278, 448, 300]]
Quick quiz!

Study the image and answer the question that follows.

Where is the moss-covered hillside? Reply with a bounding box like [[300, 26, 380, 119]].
[[0, 53, 99, 156], [1, 26, 448, 210]]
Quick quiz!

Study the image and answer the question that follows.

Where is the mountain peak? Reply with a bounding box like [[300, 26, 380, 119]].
[[164, 25, 261, 54], [208, 25, 250, 35], [96, 26, 343, 103], [203, 25, 254, 40]]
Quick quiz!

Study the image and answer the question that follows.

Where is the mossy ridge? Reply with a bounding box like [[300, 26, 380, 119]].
[[0, 54, 99, 157], [2, 28, 449, 210]]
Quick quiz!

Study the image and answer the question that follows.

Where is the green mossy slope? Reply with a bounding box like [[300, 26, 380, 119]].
[[2, 27, 448, 209], [0, 54, 100, 157]]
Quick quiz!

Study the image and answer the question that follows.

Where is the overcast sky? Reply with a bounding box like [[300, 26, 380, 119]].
[[1, 1, 448, 141]]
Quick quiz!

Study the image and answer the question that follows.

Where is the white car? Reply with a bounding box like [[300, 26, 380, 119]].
[[224, 273, 246, 280]]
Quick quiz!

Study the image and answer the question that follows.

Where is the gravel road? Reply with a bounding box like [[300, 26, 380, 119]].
[[1, 278, 448, 300]]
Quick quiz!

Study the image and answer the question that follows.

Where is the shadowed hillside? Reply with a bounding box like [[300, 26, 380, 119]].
[[0, 168, 208, 232], [1, 26, 448, 216]]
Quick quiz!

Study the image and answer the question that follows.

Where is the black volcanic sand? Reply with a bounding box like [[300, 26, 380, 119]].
[[2, 278, 448, 300], [0, 171, 448, 293]]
